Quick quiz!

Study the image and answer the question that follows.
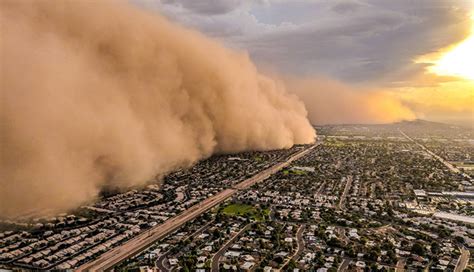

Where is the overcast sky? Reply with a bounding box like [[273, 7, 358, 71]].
[[133, 0, 472, 86]]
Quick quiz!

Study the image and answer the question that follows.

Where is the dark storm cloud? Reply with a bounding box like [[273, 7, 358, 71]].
[[135, 0, 472, 84], [161, 0, 243, 15], [244, 11, 410, 80], [331, 1, 362, 14]]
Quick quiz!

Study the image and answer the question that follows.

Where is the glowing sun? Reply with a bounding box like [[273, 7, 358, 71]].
[[429, 15, 474, 80]]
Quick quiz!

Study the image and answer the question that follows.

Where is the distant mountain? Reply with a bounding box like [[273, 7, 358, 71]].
[[392, 119, 473, 138], [395, 119, 471, 130], [396, 119, 453, 127], [316, 119, 473, 138]]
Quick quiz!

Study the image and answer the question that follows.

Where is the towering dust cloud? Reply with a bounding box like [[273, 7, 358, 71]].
[[286, 78, 415, 125], [0, 1, 315, 217]]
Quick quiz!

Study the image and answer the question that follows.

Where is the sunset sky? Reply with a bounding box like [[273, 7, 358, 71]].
[[135, 0, 473, 126]]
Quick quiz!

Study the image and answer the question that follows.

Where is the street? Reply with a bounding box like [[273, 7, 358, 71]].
[[76, 143, 317, 271], [455, 247, 470, 272]]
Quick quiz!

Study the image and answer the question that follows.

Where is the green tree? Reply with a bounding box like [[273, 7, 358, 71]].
[[411, 242, 425, 256], [430, 241, 440, 254]]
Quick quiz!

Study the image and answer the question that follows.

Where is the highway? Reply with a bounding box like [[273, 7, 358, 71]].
[[77, 143, 317, 271], [454, 247, 470, 272], [399, 129, 468, 178]]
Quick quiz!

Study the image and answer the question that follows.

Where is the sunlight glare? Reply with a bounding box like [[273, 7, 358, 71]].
[[429, 14, 474, 80]]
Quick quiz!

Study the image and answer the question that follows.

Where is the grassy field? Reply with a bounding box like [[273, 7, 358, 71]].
[[282, 169, 307, 176], [221, 203, 269, 221], [253, 155, 264, 162], [325, 140, 346, 147]]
